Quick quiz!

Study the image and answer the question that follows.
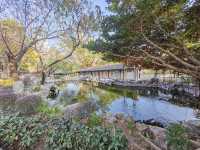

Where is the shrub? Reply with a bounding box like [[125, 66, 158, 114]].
[[87, 113, 103, 127], [166, 124, 190, 150]]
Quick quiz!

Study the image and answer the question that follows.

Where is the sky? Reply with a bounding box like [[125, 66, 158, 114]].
[[93, 0, 108, 14]]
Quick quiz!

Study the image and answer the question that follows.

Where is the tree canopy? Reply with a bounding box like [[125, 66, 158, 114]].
[[87, 0, 200, 80]]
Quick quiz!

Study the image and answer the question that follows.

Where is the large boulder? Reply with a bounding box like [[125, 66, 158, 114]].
[[0, 91, 18, 113], [183, 120, 200, 139], [137, 123, 167, 150], [0, 92, 17, 104], [15, 94, 42, 115], [63, 101, 97, 119]]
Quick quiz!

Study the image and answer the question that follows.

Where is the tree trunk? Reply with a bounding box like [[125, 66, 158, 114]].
[[41, 71, 46, 85], [8, 61, 18, 79]]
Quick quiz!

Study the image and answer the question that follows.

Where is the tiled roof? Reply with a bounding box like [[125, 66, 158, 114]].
[[80, 64, 125, 72]]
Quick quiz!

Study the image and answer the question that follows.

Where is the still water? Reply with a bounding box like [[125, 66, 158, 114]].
[[78, 83, 199, 124], [0, 81, 199, 125]]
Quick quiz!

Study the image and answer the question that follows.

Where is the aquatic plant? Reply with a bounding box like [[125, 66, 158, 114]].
[[166, 124, 190, 150]]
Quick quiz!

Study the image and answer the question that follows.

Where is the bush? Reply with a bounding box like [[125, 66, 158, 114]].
[[87, 113, 103, 127], [166, 124, 190, 150]]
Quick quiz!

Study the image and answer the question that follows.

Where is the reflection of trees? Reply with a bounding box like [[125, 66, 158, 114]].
[[95, 88, 120, 107], [72, 83, 142, 112]]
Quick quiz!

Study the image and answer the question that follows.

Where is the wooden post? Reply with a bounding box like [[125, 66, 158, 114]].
[[119, 70, 122, 80], [123, 69, 125, 81], [98, 71, 100, 81]]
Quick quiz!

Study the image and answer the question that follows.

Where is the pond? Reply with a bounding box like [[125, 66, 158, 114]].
[[0, 81, 199, 126], [76, 82, 199, 125]]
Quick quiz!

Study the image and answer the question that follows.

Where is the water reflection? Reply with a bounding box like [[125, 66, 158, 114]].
[[81, 83, 199, 124], [0, 81, 199, 124]]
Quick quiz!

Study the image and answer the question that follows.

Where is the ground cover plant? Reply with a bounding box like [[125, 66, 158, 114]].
[[0, 114, 128, 150], [0, 114, 46, 149]]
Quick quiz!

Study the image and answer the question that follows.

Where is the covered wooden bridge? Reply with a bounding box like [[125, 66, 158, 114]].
[[56, 64, 141, 81]]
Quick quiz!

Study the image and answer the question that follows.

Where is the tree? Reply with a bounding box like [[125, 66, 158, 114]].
[[94, 0, 200, 81], [0, 0, 99, 80], [0, 0, 61, 77], [35, 0, 100, 84]]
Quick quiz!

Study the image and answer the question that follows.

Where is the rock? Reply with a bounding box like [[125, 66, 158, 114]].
[[64, 101, 97, 120], [142, 119, 165, 128], [147, 126, 167, 150], [137, 124, 167, 150], [0, 92, 17, 105], [183, 120, 200, 139], [48, 100, 59, 107], [115, 113, 125, 120], [0, 92, 18, 113], [15, 94, 42, 115], [142, 127, 156, 139]]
